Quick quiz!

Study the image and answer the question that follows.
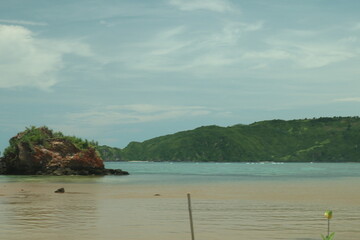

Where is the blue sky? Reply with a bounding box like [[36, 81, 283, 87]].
[[1, 0, 360, 152]]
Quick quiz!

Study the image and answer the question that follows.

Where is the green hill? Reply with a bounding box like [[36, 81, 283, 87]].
[[96, 145, 123, 161], [114, 117, 360, 162]]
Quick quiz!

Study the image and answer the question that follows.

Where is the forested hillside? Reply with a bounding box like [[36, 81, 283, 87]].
[[111, 117, 360, 162]]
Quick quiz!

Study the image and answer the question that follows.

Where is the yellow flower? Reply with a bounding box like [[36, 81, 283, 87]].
[[324, 210, 333, 220]]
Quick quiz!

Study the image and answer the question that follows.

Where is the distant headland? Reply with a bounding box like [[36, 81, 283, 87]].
[[97, 117, 360, 162]]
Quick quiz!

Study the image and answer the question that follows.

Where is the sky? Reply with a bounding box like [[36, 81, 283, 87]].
[[1, 0, 360, 152]]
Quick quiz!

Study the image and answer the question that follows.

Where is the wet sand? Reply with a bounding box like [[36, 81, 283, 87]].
[[0, 177, 359, 240]]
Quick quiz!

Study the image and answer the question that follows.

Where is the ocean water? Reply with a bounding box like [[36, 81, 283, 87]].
[[0, 162, 360, 240], [106, 161, 360, 182]]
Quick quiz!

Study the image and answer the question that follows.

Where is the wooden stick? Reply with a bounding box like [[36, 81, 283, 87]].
[[187, 193, 195, 240]]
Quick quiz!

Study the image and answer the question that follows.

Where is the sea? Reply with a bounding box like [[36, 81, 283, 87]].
[[0, 162, 359, 240]]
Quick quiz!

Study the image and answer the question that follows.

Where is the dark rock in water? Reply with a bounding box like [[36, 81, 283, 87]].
[[104, 168, 129, 175], [0, 127, 129, 176], [55, 187, 65, 193]]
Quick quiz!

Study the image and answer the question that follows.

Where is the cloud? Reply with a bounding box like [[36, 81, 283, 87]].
[[0, 19, 48, 26], [352, 22, 360, 31], [169, 0, 233, 13], [281, 42, 355, 69], [127, 26, 194, 72], [333, 97, 360, 103], [0, 24, 92, 90], [66, 104, 211, 126], [127, 20, 263, 73], [243, 50, 291, 60], [242, 44, 354, 69], [210, 21, 263, 45], [246, 31, 358, 69], [116, 11, 356, 78]]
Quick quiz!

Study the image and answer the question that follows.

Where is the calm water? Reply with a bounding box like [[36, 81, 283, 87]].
[[107, 161, 360, 181], [0, 162, 360, 240]]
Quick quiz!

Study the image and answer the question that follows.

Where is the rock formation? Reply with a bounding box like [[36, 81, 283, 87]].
[[0, 127, 129, 176], [55, 188, 65, 193]]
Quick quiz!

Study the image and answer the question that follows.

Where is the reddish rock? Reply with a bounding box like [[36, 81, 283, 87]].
[[68, 148, 104, 169], [0, 127, 128, 176]]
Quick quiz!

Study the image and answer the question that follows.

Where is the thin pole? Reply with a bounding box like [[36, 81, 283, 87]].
[[327, 218, 330, 237], [187, 193, 195, 240]]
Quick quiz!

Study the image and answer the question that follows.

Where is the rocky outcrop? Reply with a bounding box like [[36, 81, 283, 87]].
[[0, 127, 129, 176]]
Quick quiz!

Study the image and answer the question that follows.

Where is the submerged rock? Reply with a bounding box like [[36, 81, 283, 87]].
[[55, 188, 65, 193], [0, 127, 129, 176]]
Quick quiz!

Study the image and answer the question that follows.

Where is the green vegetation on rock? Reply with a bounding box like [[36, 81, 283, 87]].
[[118, 117, 360, 162], [2, 126, 99, 159]]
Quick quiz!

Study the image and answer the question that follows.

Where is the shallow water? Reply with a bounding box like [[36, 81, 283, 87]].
[[0, 162, 359, 240]]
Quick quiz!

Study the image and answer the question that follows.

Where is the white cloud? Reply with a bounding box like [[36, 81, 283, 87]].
[[149, 26, 193, 56], [0, 24, 92, 90], [352, 22, 360, 31], [339, 36, 358, 43], [191, 53, 236, 67], [333, 97, 360, 103], [66, 104, 211, 126], [210, 21, 263, 46], [243, 49, 291, 60], [243, 44, 354, 69], [127, 26, 194, 72], [292, 43, 355, 69], [119, 13, 356, 78], [128, 21, 263, 73], [169, 0, 233, 13], [247, 36, 357, 69], [0, 19, 48, 26]]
